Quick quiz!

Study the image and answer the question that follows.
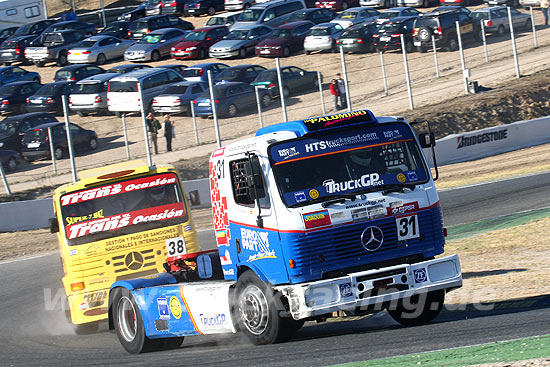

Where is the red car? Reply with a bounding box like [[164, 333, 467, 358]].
[[315, 0, 359, 10], [170, 25, 228, 60], [255, 21, 314, 58]]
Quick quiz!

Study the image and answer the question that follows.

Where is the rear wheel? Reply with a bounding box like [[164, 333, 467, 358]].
[[77, 111, 88, 117], [151, 50, 160, 62], [497, 25, 505, 36], [115, 111, 123, 118], [89, 137, 98, 151], [313, 77, 319, 89], [524, 18, 532, 30], [341, 1, 348, 10], [227, 103, 237, 117], [57, 52, 68, 66], [405, 40, 413, 53], [96, 53, 106, 65], [417, 45, 427, 53], [207, 6, 216, 15], [34, 61, 45, 67], [387, 289, 445, 327], [446, 38, 458, 52], [19, 103, 27, 114], [261, 93, 271, 108], [54, 146, 64, 160], [6, 157, 16, 172], [282, 86, 289, 99]]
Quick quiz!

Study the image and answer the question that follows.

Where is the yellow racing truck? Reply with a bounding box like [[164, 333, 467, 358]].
[[50, 160, 199, 333]]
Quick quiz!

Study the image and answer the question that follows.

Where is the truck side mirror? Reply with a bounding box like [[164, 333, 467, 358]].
[[418, 132, 436, 148], [244, 155, 266, 200], [49, 217, 59, 233]]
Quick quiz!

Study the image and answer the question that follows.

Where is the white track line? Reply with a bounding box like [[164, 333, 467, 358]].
[[0, 252, 55, 266]]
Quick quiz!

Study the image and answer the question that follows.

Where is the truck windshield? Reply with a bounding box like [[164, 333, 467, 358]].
[[269, 122, 429, 207], [59, 173, 188, 245]]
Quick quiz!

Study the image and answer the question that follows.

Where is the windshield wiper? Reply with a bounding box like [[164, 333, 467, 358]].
[[321, 193, 357, 208], [381, 184, 416, 195]]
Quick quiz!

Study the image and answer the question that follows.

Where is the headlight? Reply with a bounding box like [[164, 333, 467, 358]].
[[272, 46, 281, 49], [0, 142, 3, 148], [186, 47, 197, 51], [137, 50, 146, 55]]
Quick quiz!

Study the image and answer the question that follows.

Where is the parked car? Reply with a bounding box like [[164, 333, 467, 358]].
[[304, 22, 344, 53], [209, 24, 273, 58], [42, 21, 97, 37], [21, 121, 98, 161], [471, 7, 531, 36], [231, 0, 306, 29], [330, 7, 380, 29], [255, 21, 314, 57], [170, 26, 229, 59], [106, 64, 153, 74], [24, 30, 88, 67], [213, 64, 266, 84], [0, 27, 19, 46], [359, 0, 393, 8], [396, 0, 439, 7], [336, 21, 379, 53], [8, 19, 56, 39], [0, 81, 41, 114], [0, 112, 57, 152], [68, 36, 134, 65], [205, 11, 242, 27], [0, 37, 38, 66], [315, 0, 359, 11], [376, 7, 420, 24], [125, 28, 188, 62], [146, 0, 187, 16], [431, 6, 471, 15], [0, 66, 40, 85], [182, 62, 229, 81], [412, 9, 480, 52], [98, 21, 132, 39], [0, 149, 19, 171], [69, 73, 118, 116], [373, 16, 417, 52], [151, 81, 208, 115], [251, 66, 319, 98], [286, 8, 337, 25], [519, 0, 540, 7], [127, 15, 194, 40], [224, 0, 256, 11], [484, 0, 521, 5], [158, 64, 188, 75], [184, 0, 225, 16], [118, 0, 158, 21], [193, 81, 271, 117], [26, 81, 76, 115], [54, 64, 105, 82]]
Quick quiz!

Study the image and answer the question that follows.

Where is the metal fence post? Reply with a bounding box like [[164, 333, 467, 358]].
[[317, 71, 326, 115], [275, 58, 288, 122], [432, 35, 440, 78], [190, 101, 199, 145], [207, 70, 221, 147], [121, 113, 131, 160], [0, 162, 10, 195], [400, 34, 414, 110], [508, 6, 521, 78], [481, 21, 489, 63], [138, 82, 153, 167], [456, 21, 469, 95], [62, 95, 77, 182], [530, 6, 538, 48], [254, 86, 264, 128], [379, 51, 389, 96], [48, 126, 57, 174], [339, 46, 352, 111]]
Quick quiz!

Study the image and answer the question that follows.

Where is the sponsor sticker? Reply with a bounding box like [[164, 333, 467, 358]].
[[397, 173, 406, 183], [387, 201, 419, 216], [220, 249, 232, 265], [79, 302, 89, 311], [294, 191, 307, 203], [69, 249, 77, 256], [413, 268, 427, 283], [223, 268, 234, 276], [199, 313, 227, 329], [339, 283, 353, 297], [241, 228, 276, 261], [406, 171, 418, 181], [157, 297, 170, 320], [309, 189, 319, 199], [170, 296, 182, 319], [303, 210, 331, 229], [324, 173, 383, 194], [278, 146, 299, 160]]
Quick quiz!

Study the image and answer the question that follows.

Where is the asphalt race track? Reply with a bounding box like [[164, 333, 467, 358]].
[[2, 173, 550, 367]]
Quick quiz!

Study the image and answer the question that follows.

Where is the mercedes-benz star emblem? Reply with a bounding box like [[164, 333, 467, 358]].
[[360, 226, 384, 252], [125, 251, 144, 270]]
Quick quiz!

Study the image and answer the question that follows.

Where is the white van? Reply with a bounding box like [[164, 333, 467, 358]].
[[107, 67, 184, 116]]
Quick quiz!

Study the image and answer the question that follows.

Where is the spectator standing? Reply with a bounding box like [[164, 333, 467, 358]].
[[145, 112, 161, 154], [163, 114, 175, 152], [336, 73, 347, 110], [329, 79, 340, 111], [542, 0, 549, 26]]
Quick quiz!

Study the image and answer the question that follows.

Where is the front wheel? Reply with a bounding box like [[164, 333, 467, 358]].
[[151, 50, 160, 62], [238, 47, 246, 59], [34, 61, 45, 67], [207, 6, 216, 15], [386, 289, 445, 327], [446, 38, 458, 52], [89, 137, 98, 151], [497, 25, 505, 36], [282, 46, 290, 58], [6, 157, 16, 172]]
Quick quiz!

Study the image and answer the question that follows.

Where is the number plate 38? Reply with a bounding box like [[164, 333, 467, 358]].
[[166, 236, 187, 257], [396, 214, 420, 241]]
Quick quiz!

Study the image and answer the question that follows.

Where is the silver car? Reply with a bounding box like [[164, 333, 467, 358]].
[[124, 28, 188, 62], [330, 7, 380, 29], [151, 81, 208, 115], [304, 22, 345, 53], [209, 24, 273, 59], [68, 36, 134, 65], [69, 73, 119, 116], [471, 7, 531, 36]]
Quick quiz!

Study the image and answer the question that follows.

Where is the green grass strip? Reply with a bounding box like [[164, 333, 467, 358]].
[[331, 334, 550, 367], [447, 207, 550, 241]]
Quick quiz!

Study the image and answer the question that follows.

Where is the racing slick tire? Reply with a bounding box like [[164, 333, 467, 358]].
[[386, 289, 445, 327]]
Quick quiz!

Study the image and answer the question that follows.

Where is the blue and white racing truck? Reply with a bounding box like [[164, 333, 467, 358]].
[[108, 109, 462, 353]]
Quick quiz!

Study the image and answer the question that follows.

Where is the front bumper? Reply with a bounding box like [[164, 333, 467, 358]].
[[209, 49, 239, 58], [171, 50, 197, 59], [277, 255, 462, 320], [124, 52, 149, 61]]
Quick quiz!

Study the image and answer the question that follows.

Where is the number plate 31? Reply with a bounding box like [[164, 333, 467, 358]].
[[396, 214, 420, 241], [166, 236, 187, 257]]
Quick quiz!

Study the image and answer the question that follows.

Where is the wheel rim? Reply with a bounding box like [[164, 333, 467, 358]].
[[239, 48, 246, 58], [8, 158, 16, 171], [498, 26, 504, 35], [89, 139, 97, 150], [117, 296, 137, 343], [60, 54, 67, 65], [55, 148, 63, 159], [239, 285, 269, 336], [228, 104, 237, 116], [97, 54, 105, 65], [152, 52, 159, 61], [262, 94, 270, 107]]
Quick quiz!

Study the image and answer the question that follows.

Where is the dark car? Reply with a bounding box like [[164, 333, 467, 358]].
[[0, 37, 36, 66], [431, 6, 472, 16], [0, 81, 42, 114], [127, 15, 194, 40], [26, 81, 76, 115], [21, 121, 98, 161], [98, 21, 132, 39], [286, 8, 337, 25], [251, 66, 320, 98], [42, 21, 97, 37], [213, 64, 266, 84], [157, 64, 188, 75], [54, 64, 105, 82], [182, 62, 229, 81], [336, 21, 379, 53], [315, 0, 360, 11], [9, 19, 56, 38], [413, 9, 479, 52], [255, 21, 314, 58], [193, 81, 271, 118], [118, 0, 158, 21], [0, 112, 57, 152], [0, 66, 40, 86], [0, 27, 19, 46], [146, 0, 186, 16], [0, 149, 19, 171], [170, 26, 229, 60], [373, 16, 418, 53], [106, 64, 153, 74], [184, 0, 225, 17]]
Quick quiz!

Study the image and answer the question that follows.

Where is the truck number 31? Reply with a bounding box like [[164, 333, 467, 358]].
[[396, 214, 420, 241]]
